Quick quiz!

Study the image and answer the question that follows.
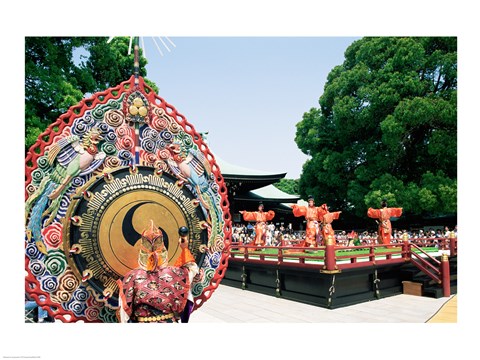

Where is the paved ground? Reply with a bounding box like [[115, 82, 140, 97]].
[[190, 284, 455, 323]]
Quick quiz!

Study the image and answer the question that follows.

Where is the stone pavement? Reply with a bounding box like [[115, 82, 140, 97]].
[[190, 284, 455, 323]]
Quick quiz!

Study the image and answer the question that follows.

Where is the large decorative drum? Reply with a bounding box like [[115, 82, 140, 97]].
[[24, 76, 232, 322]]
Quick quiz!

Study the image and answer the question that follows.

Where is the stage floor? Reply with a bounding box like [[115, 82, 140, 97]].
[[427, 294, 457, 322]]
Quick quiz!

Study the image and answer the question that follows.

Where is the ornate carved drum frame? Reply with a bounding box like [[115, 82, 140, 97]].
[[25, 76, 232, 322]]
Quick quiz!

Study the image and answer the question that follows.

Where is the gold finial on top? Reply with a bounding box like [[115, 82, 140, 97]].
[[325, 234, 334, 246]]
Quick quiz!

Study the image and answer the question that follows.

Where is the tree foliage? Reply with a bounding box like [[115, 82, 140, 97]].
[[273, 178, 299, 195], [25, 37, 158, 152], [295, 37, 457, 217]]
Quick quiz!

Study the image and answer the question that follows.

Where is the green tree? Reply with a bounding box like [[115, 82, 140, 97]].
[[273, 178, 299, 195], [295, 37, 456, 218], [25, 37, 158, 152]]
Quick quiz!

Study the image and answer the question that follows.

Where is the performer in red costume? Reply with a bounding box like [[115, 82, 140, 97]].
[[240, 202, 275, 247], [117, 221, 198, 323], [367, 199, 403, 245], [318, 204, 341, 245], [291, 195, 324, 247]]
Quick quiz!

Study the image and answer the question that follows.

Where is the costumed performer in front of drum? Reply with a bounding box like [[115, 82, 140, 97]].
[[117, 220, 198, 323]]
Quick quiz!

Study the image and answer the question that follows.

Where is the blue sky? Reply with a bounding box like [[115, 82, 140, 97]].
[[142, 37, 359, 178]]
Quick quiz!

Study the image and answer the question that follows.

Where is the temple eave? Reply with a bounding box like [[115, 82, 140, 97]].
[[223, 173, 287, 182], [235, 195, 300, 203]]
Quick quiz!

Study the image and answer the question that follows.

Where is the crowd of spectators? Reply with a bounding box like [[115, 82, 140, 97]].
[[232, 222, 299, 246], [232, 223, 457, 248]]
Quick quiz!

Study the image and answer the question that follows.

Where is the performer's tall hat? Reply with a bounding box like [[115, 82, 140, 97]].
[[138, 220, 168, 272]]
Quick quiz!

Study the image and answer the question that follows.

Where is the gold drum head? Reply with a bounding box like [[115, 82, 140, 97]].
[[63, 166, 207, 305]]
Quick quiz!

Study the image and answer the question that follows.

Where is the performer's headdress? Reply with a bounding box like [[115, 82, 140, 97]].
[[308, 195, 314, 201], [381, 198, 388, 208], [258, 201, 264, 208], [138, 220, 168, 271]]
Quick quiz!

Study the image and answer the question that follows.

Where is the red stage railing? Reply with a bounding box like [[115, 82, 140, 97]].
[[232, 244, 326, 270], [409, 243, 441, 281], [230, 235, 457, 297], [334, 244, 406, 270]]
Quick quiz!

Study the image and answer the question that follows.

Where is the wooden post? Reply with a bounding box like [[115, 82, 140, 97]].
[[402, 232, 410, 261], [321, 235, 341, 274], [449, 232, 457, 256], [369, 245, 375, 263], [441, 253, 451, 297], [278, 247, 283, 265]]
